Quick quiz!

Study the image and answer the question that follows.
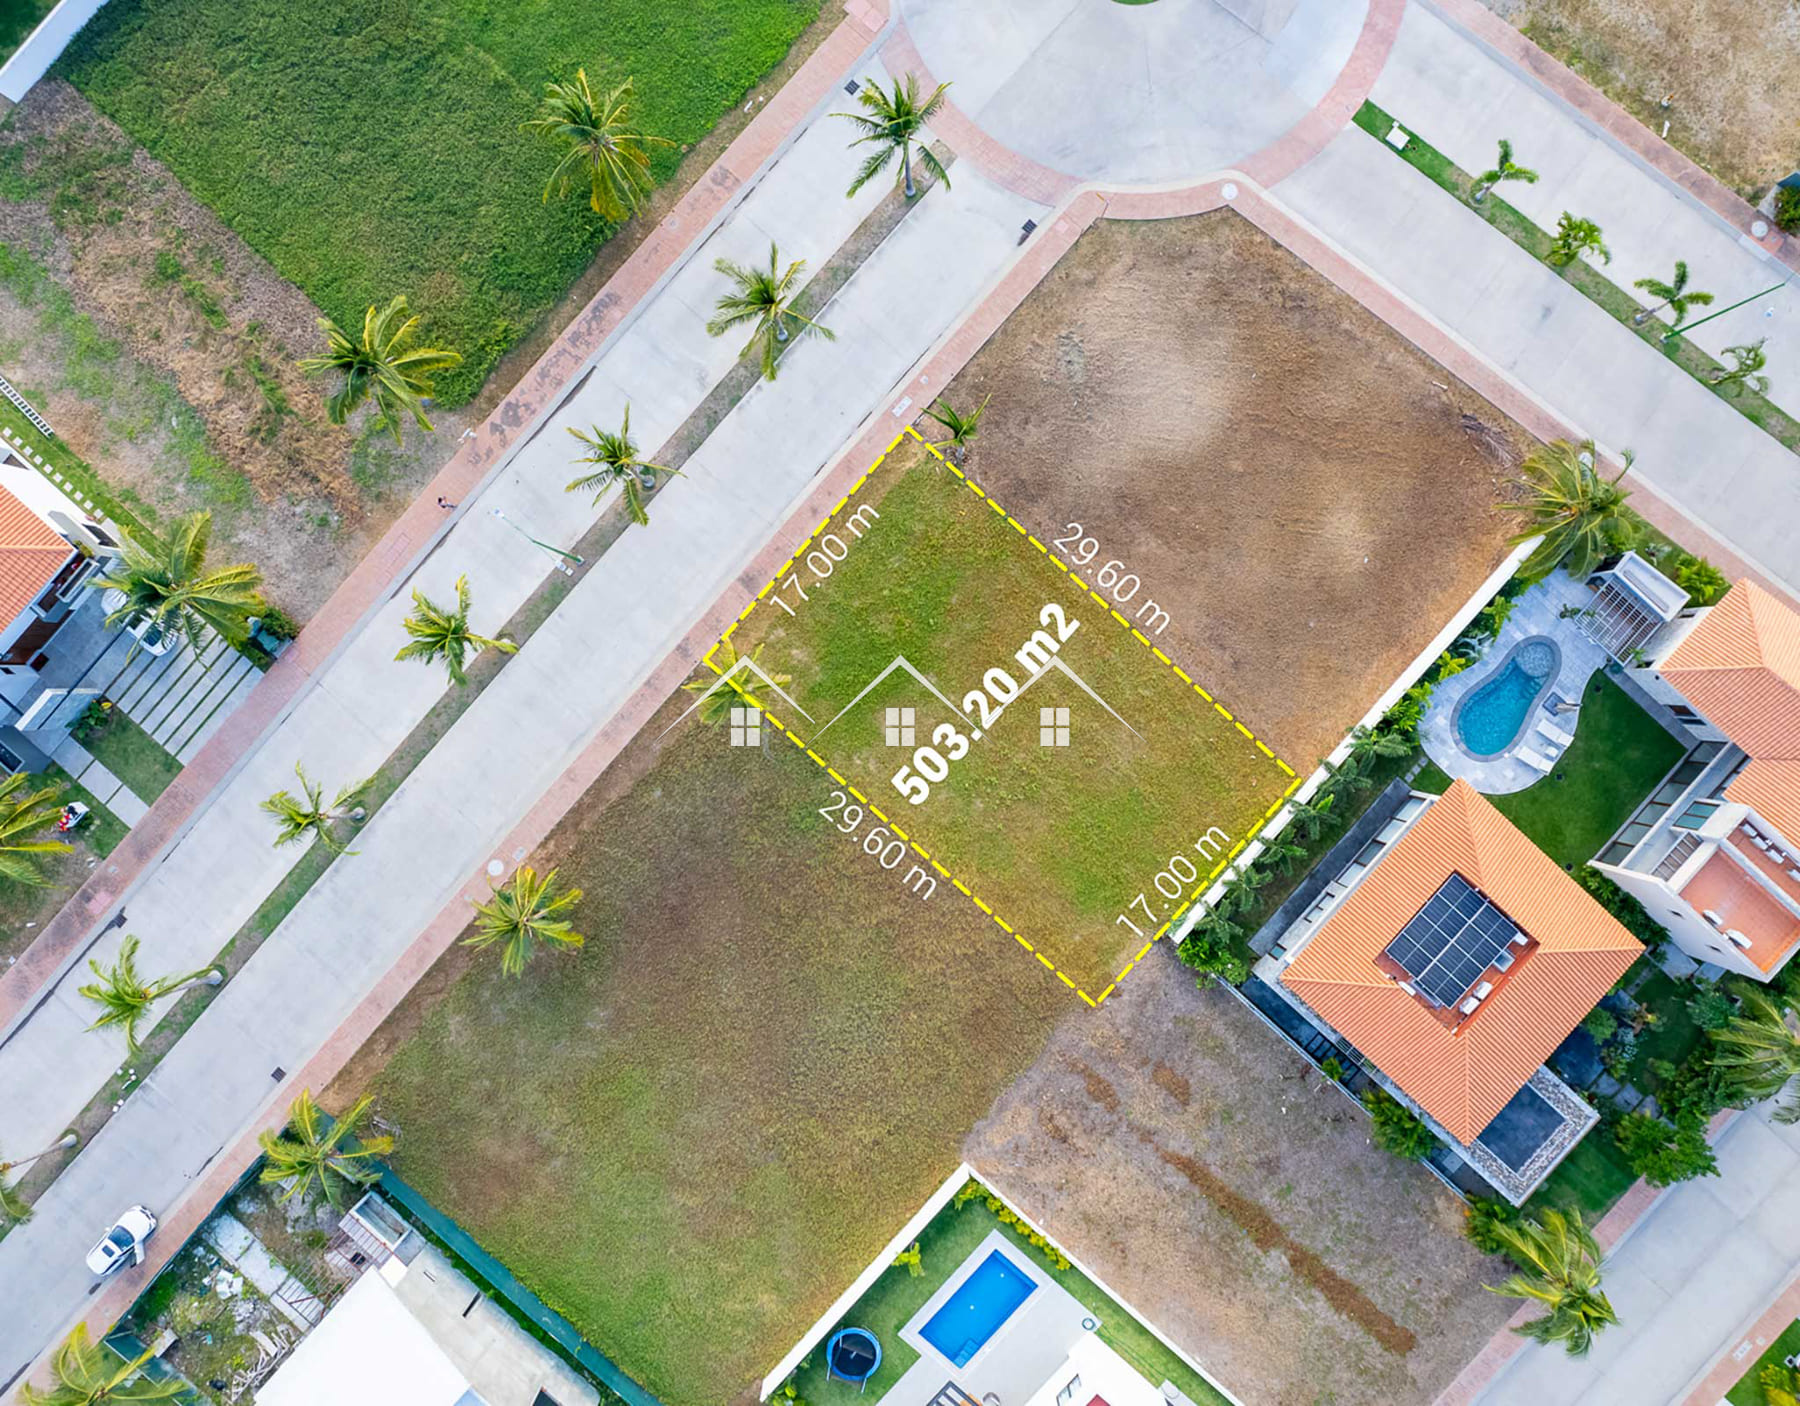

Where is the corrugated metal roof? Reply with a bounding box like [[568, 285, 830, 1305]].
[[0, 483, 71, 631], [1280, 780, 1641, 1143]]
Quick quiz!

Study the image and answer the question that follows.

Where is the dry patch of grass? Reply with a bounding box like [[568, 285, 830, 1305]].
[[342, 696, 1067, 1406], [933, 211, 1528, 772], [1504, 0, 1800, 196]]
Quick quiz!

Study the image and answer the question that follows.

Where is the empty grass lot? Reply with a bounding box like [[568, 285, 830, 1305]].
[[61, 0, 821, 405], [350, 697, 1067, 1406], [725, 436, 1295, 999]]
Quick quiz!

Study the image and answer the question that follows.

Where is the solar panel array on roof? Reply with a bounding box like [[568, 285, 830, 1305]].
[[1384, 873, 1522, 1008]]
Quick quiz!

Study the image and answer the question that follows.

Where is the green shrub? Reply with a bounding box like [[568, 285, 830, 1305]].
[[1360, 1087, 1438, 1160], [1775, 185, 1800, 234], [1464, 1196, 1522, 1255], [1615, 1111, 1719, 1187], [1686, 982, 1735, 1031], [1673, 556, 1730, 607], [1320, 1056, 1347, 1084], [952, 1178, 982, 1210], [1581, 1007, 1618, 1043], [1576, 866, 1670, 951], [892, 1240, 923, 1277], [1176, 916, 1249, 986], [255, 604, 300, 641], [1660, 1048, 1740, 1125]]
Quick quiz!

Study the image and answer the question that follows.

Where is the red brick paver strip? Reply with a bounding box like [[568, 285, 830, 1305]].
[[1425, 0, 1795, 267], [1682, 1263, 1800, 1405], [0, 0, 891, 1035]]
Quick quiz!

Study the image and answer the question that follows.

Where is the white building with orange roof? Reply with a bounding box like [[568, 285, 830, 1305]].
[[1265, 779, 1641, 1202], [1596, 579, 1800, 981]]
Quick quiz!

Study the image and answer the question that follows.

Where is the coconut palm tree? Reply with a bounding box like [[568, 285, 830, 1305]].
[[922, 394, 990, 463], [523, 72, 671, 221], [0, 1133, 77, 1226], [1708, 987, 1800, 1120], [1471, 138, 1538, 203], [683, 639, 790, 725], [258, 1089, 393, 1208], [1485, 1209, 1618, 1356], [1547, 213, 1609, 267], [465, 865, 584, 977], [395, 575, 517, 687], [299, 295, 462, 445], [1505, 439, 1636, 579], [1711, 339, 1771, 398], [89, 511, 265, 651], [77, 936, 221, 1053], [261, 763, 372, 856], [565, 407, 678, 525], [0, 771, 70, 886], [1632, 260, 1713, 329], [839, 75, 952, 199], [22, 1323, 186, 1405], [706, 243, 834, 381]]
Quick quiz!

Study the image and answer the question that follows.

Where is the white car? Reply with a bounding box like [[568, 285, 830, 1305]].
[[85, 1205, 156, 1276]]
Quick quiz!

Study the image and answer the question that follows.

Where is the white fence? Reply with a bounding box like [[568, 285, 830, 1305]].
[[0, 0, 112, 104]]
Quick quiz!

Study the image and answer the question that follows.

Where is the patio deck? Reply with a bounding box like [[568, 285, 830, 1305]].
[[1421, 573, 1611, 794]]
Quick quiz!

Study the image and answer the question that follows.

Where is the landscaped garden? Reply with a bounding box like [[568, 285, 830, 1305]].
[[1729, 1317, 1800, 1406], [59, 0, 825, 407], [335, 692, 1069, 1406], [724, 434, 1295, 1000], [787, 1175, 1229, 1406]]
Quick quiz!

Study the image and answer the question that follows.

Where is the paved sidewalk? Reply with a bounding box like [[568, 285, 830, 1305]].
[[1475, 1101, 1800, 1404], [0, 27, 1048, 1399]]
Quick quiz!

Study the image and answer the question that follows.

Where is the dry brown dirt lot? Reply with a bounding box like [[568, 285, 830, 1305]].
[[935, 211, 1529, 773], [968, 959, 1514, 1406]]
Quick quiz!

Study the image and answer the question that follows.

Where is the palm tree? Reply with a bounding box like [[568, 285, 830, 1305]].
[[1632, 260, 1713, 329], [260, 764, 372, 856], [1505, 439, 1636, 579], [922, 394, 990, 463], [22, 1323, 186, 1405], [77, 935, 221, 1053], [1485, 1209, 1618, 1356], [1345, 724, 1413, 770], [684, 639, 790, 725], [0, 1133, 78, 1226], [565, 407, 678, 525], [523, 72, 671, 221], [839, 75, 952, 199], [0, 771, 70, 886], [1547, 213, 1609, 267], [299, 295, 462, 445], [465, 865, 584, 977], [1708, 987, 1800, 1119], [1471, 138, 1538, 203], [706, 243, 835, 381], [258, 1089, 393, 1207], [395, 575, 517, 687], [1711, 339, 1771, 398], [89, 511, 264, 651]]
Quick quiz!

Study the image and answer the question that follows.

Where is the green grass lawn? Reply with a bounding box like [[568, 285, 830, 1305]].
[[74, 707, 182, 802], [367, 698, 1068, 1406], [1728, 1319, 1800, 1406], [1526, 1131, 1637, 1222], [1490, 671, 1686, 870], [0, 0, 56, 65], [60, 0, 821, 406], [790, 1181, 1229, 1406], [725, 438, 1294, 996]]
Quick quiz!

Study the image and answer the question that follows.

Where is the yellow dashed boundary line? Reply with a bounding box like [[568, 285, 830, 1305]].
[[699, 426, 1300, 1011]]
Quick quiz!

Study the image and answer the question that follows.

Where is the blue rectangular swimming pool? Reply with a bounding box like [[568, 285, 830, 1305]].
[[920, 1249, 1037, 1368]]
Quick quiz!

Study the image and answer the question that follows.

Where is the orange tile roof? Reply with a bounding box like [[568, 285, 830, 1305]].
[[1730, 759, 1800, 864], [1662, 581, 1800, 762], [0, 483, 70, 629], [1280, 780, 1641, 1143], [1683, 847, 1800, 973]]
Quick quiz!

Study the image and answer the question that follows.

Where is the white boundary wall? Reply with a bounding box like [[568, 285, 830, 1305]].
[[0, 0, 111, 104]]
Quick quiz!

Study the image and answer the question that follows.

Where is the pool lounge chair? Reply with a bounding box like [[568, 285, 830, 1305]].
[[1518, 746, 1556, 774], [1535, 717, 1575, 748]]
